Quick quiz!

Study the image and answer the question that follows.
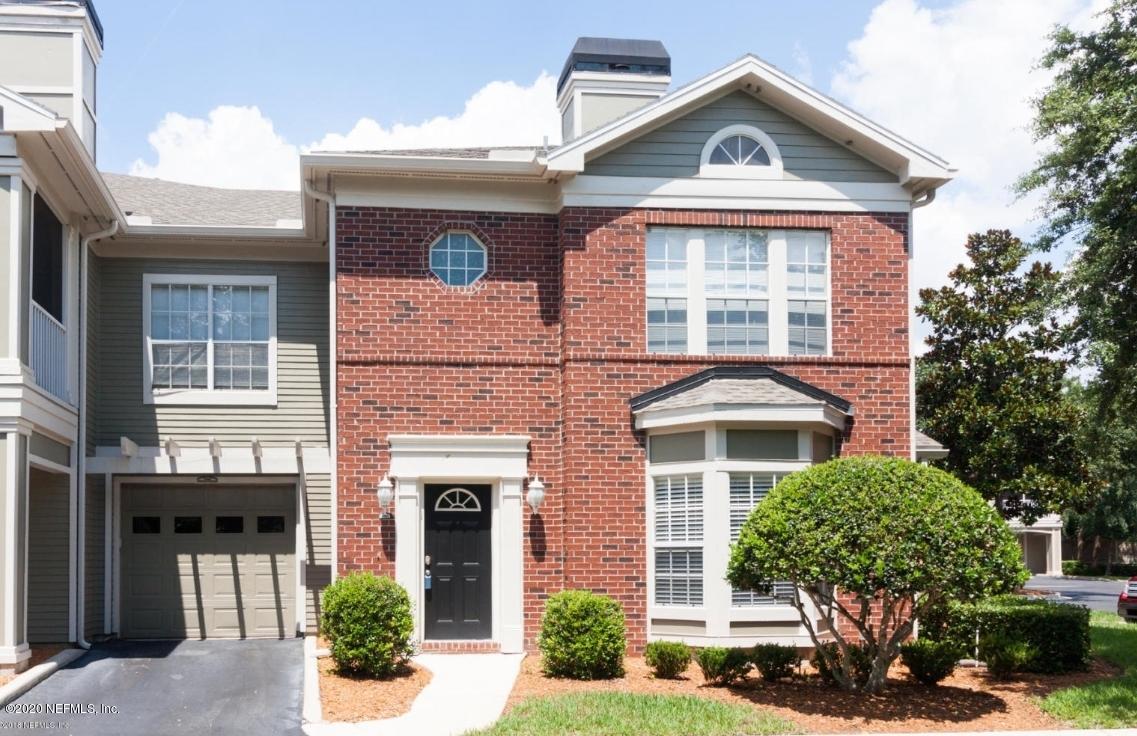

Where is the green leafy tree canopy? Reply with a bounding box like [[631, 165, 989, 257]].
[[727, 456, 1026, 695], [1017, 1, 1137, 419], [916, 229, 1090, 522]]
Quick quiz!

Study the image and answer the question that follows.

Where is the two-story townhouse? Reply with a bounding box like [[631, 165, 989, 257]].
[[318, 37, 954, 653], [0, 0, 332, 673], [0, 1, 956, 673]]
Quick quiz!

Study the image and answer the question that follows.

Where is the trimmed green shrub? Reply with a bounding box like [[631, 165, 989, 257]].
[[320, 572, 414, 677], [751, 643, 799, 682], [696, 647, 751, 686], [1062, 560, 1137, 577], [539, 590, 626, 679], [981, 634, 1038, 679], [811, 642, 873, 687], [644, 641, 692, 679], [921, 595, 1090, 673], [900, 639, 961, 685], [727, 456, 1027, 693]]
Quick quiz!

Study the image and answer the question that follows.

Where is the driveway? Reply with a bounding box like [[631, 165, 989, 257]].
[[1024, 574, 1126, 612], [0, 639, 303, 736]]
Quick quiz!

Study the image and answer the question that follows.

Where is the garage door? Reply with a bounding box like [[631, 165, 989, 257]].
[[121, 483, 295, 639]]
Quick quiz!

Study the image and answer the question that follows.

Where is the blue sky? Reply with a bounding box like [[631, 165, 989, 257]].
[[95, 0, 957, 175], [91, 0, 1105, 348]]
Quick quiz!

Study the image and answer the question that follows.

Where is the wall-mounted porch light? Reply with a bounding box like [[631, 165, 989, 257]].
[[526, 476, 546, 513], [377, 475, 394, 519]]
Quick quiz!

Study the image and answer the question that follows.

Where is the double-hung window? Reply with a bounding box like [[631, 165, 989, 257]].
[[143, 274, 277, 405], [652, 474, 703, 607], [646, 228, 829, 356]]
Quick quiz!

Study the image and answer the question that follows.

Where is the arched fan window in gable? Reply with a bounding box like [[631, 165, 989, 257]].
[[708, 134, 771, 166], [434, 487, 482, 512], [699, 124, 784, 179]]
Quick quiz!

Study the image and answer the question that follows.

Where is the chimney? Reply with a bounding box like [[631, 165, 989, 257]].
[[557, 37, 670, 143], [0, 1, 104, 158]]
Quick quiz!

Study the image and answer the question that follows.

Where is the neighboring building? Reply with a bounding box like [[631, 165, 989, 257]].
[[0, 1, 331, 673], [914, 430, 1062, 576], [0, 1, 956, 672]]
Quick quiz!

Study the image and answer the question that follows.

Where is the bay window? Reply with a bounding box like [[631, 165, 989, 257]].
[[646, 228, 829, 356]]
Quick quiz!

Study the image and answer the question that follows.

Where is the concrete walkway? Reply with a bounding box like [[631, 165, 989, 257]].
[[305, 653, 524, 736]]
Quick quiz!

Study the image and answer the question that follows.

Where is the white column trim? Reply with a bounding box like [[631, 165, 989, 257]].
[[388, 434, 530, 653]]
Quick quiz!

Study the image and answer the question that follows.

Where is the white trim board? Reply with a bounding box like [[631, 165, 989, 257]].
[[388, 434, 529, 654], [559, 176, 913, 213]]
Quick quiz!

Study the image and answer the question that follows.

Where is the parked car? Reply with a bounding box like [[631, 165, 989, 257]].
[[1120, 576, 1137, 623]]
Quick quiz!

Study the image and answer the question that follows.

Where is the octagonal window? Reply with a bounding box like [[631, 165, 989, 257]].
[[430, 231, 487, 287]]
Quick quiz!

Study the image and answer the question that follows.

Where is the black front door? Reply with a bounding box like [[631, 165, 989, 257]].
[[424, 484, 492, 640]]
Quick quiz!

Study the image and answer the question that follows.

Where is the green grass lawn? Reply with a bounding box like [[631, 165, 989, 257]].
[[1041, 611, 1137, 728], [468, 692, 796, 736]]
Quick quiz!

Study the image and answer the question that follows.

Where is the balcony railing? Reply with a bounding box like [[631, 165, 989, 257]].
[[30, 301, 69, 404]]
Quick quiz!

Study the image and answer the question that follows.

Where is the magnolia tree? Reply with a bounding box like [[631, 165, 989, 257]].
[[727, 456, 1027, 694]]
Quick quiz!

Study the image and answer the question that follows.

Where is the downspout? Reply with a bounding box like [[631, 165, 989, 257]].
[[75, 219, 118, 650], [303, 180, 336, 593], [908, 187, 936, 467]]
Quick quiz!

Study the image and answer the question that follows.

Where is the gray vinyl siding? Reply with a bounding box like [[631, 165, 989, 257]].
[[85, 254, 102, 454], [28, 468, 70, 643], [303, 473, 331, 631], [84, 474, 105, 639], [94, 259, 329, 448], [585, 89, 896, 183]]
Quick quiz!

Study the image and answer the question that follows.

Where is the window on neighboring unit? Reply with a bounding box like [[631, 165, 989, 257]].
[[729, 473, 796, 606], [429, 231, 487, 287], [143, 275, 277, 405], [653, 475, 703, 606], [32, 194, 65, 323], [645, 228, 829, 356]]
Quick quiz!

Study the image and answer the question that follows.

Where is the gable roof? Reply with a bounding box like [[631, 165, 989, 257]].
[[546, 55, 955, 192], [101, 173, 301, 227], [914, 430, 949, 460]]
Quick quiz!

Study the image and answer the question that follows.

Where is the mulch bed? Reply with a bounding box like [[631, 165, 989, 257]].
[[505, 655, 1120, 733], [318, 657, 432, 723]]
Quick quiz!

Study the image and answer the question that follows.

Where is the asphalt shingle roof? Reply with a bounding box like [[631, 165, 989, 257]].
[[641, 378, 828, 412], [310, 146, 541, 158], [101, 173, 301, 227]]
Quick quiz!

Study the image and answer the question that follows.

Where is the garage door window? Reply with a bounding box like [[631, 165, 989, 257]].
[[132, 516, 160, 534], [215, 516, 244, 534], [257, 515, 285, 533], [143, 274, 278, 406], [174, 516, 202, 534]]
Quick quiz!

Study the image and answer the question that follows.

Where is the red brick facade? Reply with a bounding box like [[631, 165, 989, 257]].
[[336, 204, 911, 650]]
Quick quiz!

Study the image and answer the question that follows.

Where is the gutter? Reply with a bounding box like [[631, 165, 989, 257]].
[[75, 219, 118, 651], [304, 179, 339, 594]]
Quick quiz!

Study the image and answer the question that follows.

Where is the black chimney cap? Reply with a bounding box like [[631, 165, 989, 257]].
[[558, 37, 670, 93]]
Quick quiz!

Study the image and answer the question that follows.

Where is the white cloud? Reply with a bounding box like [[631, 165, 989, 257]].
[[830, 0, 1106, 349], [791, 42, 814, 87], [128, 73, 561, 191], [129, 106, 299, 190], [310, 73, 561, 153]]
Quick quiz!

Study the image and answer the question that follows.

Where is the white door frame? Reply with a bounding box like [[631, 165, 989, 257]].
[[388, 435, 528, 653]]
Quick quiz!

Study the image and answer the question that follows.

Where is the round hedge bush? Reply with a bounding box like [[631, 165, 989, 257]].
[[900, 639, 961, 685], [539, 590, 626, 679], [644, 641, 692, 679], [320, 572, 414, 677]]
